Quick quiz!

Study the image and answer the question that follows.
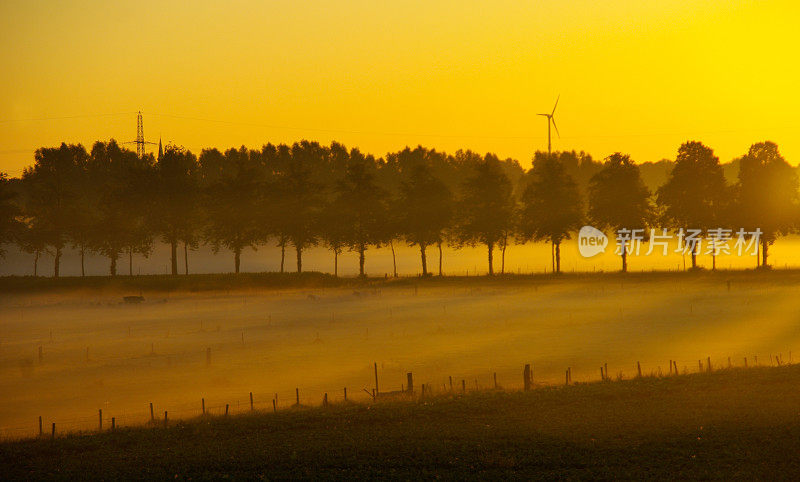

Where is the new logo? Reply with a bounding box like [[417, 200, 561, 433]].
[[578, 225, 608, 257]]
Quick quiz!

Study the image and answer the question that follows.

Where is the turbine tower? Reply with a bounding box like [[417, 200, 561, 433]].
[[537, 95, 560, 154]]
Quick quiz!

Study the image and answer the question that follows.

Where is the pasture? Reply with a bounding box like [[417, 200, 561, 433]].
[[1, 270, 799, 439]]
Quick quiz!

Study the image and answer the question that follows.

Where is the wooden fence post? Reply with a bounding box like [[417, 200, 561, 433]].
[[164, 411, 168, 427], [493, 372, 497, 389], [344, 387, 347, 401], [98, 409, 102, 431], [323, 393, 328, 407], [111, 417, 115, 431], [202, 398, 205, 415], [272, 399, 276, 412], [39, 416, 42, 437], [462, 379, 466, 394], [51, 422, 55, 439], [374, 362, 379, 396], [524, 364, 531, 391], [407, 372, 414, 393], [449, 376, 453, 391], [250, 392, 254, 411], [295, 388, 300, 406], [637, 362, 642, 378], [604, 363, 608, 380], [150, 403, 154, 422], [225, 404, 229, 416], [707, 356, 712, 373]]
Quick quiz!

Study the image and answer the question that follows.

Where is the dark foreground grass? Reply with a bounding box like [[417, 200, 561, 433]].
[[4, 366, 800, 479]]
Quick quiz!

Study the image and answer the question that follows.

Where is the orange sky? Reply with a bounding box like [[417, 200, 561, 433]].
[[1, 0, 799, 176]]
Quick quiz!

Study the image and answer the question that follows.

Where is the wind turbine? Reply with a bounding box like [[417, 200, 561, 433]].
[[537, 95, 560, 154]]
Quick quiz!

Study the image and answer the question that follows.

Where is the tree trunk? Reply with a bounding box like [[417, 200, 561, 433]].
[[551, 242, 555, 274], [53, 246, 61, 278], [234, 247, 241, 274], [501, 236, 507, 274], [184, 242, 189, 275], [80, 247, 85, 277], [555, 241, 561, 274], [691, 251, 697, 269], [129, 248, 133, 276], [762, 238, 769, 267], [170, 240, 178, 275], [280, 242, 285, 273], [437, 241, 443, 276], [334, 250, 339, 277], [420, 244, 428, 276], [296, 245, 302, 273], [359, 245, 366, 277], [110, 256, 117, 276], [621, 244, 628, 273], [487, 241, 494, 276], [390, 240, 397, 277]]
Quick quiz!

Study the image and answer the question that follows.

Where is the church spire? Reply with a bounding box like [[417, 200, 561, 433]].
[[158, 137, 163, 160]]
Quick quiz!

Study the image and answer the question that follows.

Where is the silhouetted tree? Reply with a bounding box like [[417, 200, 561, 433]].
[[88, 140, 154, 276], [200, 147, 264, 274], [273, 142, 325, 273], [397, 164, 453, 276], [657, 141, 728, 270], [153, 144, 198, 275], [454, 155, 515, 275], [588, 153, 651, 272], [21, 143, 88, 277], [0, 173, 22, 259], [734, 141, 798, 267], [335, 149, 388, 276], [518, 152, 583, 274]]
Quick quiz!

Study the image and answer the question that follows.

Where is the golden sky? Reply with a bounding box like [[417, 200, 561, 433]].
[[1, 0, 798, 176]]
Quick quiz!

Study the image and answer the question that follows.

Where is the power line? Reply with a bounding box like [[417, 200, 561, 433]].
[[0, 112, 137, 123]]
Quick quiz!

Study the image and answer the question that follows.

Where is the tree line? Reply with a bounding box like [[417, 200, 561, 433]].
[[0, 139, 796, 277]]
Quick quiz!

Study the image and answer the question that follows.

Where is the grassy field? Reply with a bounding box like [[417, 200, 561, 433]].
[[3, 270, 800, 440], [3, 365, 800, 479]]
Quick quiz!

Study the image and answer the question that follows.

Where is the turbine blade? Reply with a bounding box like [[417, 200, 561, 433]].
[[537, 113, 548, 116], [551, 117, 560, 138], [552, 94, 560, 116]]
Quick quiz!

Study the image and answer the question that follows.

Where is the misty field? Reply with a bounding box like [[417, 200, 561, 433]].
[[2, 271, 800, 440], [4, 365, 800, 479]]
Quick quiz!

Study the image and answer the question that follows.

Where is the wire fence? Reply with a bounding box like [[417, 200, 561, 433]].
[[1, 350, 793, 441]]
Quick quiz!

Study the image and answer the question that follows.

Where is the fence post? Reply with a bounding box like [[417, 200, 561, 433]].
[[344, 387, 347, 401], [98, 409, 102, 431], [111, 417, 115, 431], [637, 362, 642, 378], [164, 411, 168, 427], [51, 422, 55, 439], [272, 399, 277, 412], [493, 372, 497, 389], [250, 392, 254, 411], [150, 403, 154, 422], [323, 393, 328, 407], [524, 364, 531, 391], [39, 416, 42, 437], [374, 362, 379, 396], [449, 376, 453, 391], [707, 356, 712, 373], [407, 372, 414, 393], [202, 398, 205, 415], [225, 404, 229, 416], [295, 388, 300, 406]]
